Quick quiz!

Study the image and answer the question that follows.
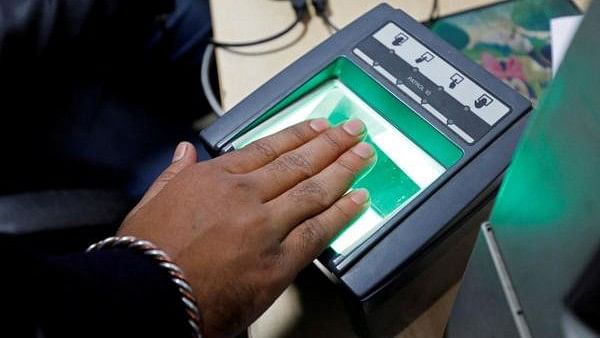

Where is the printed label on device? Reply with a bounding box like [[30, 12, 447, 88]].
[[353, 22, 511, 144]]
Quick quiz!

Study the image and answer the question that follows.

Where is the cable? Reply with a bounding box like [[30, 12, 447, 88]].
[[210, 17, 301, 48], [201, 1, 309, 114], [426, 0, 440, 26], [201, 44, 224, 115], [312, 0, 339, 33], [311, 0, 327, 15], [211, 0, 307, 48], [322, 16, 339, 32]]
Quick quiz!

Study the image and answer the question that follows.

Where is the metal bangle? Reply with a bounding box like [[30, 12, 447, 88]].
[[87, 236, 203, 338]]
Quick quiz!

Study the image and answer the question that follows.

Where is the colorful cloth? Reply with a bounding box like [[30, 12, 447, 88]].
[[432, 0, 579, 105]]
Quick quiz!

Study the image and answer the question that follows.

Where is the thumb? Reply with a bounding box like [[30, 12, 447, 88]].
[[129, 141, 198, 215]]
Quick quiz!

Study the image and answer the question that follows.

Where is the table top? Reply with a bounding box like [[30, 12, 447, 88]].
[[210, 0, 589, 111], [210, 0, 487, 111]]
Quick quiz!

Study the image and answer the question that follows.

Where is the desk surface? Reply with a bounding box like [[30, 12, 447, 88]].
[[208, 1, 590, 337], [210, 0, 511, 111], [210, 0, 589, 110]]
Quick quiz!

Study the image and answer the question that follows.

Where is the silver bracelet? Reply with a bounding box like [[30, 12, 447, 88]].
[[87, 236, 203, 338]]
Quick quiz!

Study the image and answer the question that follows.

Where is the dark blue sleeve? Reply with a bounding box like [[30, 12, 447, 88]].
[[0, 0, 175, 70], [1, 245, 193, 338]]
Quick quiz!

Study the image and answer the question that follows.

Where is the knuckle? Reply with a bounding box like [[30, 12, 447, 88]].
[[249, 139, 278, 160], [237, 209, 269, 228], [289, 179, 331, 209], [299, 218, 327, 250], [228, 176, 255, 193], [332, 202, 354, 221], [225, 177, 265, 206], [336, 156, 360, 174], [322, 131, 342, 151], [290, 124, 309, 143], [266, 156, 289, 174], [282, 151, 315, 177]]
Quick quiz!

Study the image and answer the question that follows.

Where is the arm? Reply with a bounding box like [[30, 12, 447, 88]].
[[39, 250, 191, 338], [0, 241, 190, 338], [120, 119, 374, 337], [0, 0, 174, 70], [2, 118, 373, 338]]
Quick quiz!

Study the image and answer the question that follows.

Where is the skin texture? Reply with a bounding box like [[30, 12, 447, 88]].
[[118, 118, 375, 338]]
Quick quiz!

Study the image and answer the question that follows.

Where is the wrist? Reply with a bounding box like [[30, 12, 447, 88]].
[[87, 236, 203, 337]]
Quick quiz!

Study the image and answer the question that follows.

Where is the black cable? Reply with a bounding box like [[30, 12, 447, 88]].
[[426, 0, 440, 27], [290, 0, 309, 19], [202, 1, 309, 114], [312, 0, 339, 33], [210, 1, 307, 48], [311, 0, 327, 15], [210, 17, 301, 48], [322, 16, 339, 32]]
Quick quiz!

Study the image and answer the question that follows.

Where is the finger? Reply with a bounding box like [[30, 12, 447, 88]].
[[281, 189, 370, 270], [248, 119, 367, 201], [217, 119, 330, 174], [130, 142, 197, 215], [267, 142, 375, 239]]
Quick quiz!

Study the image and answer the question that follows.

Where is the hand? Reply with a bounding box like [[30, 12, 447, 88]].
[[118, 118, 375, 337]]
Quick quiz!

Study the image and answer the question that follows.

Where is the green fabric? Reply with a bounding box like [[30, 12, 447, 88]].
[[488, 1, 600, 336], [490, 6, 600, 231]]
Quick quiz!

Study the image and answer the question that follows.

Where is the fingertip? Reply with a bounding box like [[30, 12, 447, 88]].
[[172, 141, 197, 164], [349, 188, 370, 205], [342, 119, 366, 136], [309, 118, 330, 133], [185, 142, 198, 163], [172, 142, 188, 163], [351, 142, 375, 160]]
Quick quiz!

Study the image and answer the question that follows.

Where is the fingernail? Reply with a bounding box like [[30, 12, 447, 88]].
[[343, 119, 366, 136], [172, 142, 188, 162], [350, 189, 370, 205], [310, 118, 330, 132], [352, 142, 375, 159]]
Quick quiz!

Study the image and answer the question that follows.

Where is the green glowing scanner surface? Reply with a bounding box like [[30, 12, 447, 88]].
[[233, 58, 462, 255]]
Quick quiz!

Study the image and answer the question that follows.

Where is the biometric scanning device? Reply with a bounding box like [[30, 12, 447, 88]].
[[201, 4, 531, 336]]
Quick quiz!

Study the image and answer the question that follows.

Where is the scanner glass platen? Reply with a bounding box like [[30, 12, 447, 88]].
[[232, 58, 462, 255]]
